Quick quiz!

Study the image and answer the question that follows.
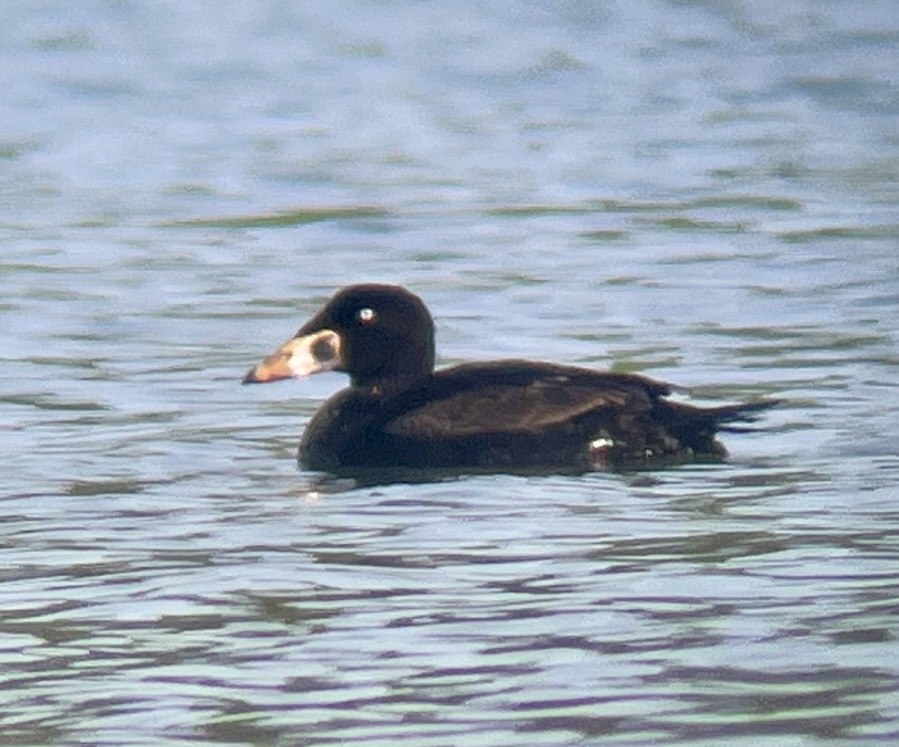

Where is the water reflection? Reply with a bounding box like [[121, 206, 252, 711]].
[[2, 463, 898, 743]]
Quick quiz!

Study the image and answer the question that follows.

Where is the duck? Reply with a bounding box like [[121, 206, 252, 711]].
[[243, 283, 778, 476]]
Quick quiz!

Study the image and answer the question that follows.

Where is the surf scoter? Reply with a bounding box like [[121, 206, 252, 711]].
[[243, 284, 778, 475]]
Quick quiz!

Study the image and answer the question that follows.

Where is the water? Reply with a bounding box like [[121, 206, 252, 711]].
[[2, 1, 898, 744]]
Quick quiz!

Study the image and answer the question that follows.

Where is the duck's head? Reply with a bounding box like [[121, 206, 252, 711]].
[[243, 284, 436, 390]]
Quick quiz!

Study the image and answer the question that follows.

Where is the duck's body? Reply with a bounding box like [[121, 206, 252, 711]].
[[297, 360, 771, 473], [244, 284, 777, 476]]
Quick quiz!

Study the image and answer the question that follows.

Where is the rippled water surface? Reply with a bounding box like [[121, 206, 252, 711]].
[[2, 1, 898, 744]]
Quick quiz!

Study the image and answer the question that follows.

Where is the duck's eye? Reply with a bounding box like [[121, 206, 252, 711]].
[[356, 307, 377, 325]]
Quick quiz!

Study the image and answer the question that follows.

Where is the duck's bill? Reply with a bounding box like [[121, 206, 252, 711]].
[[242, 329, 342, 384]]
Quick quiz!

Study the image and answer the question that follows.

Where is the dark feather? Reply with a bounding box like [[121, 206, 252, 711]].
[[246, 284, 780, 476], [384, 361, 661, 438]]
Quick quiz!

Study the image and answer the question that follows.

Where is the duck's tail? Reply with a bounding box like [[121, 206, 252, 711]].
[[651, 398, 781, 456], [706, 399, 782, 433]]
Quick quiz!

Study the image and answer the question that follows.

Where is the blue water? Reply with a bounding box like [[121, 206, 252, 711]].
[[2, 1, 898, 744]]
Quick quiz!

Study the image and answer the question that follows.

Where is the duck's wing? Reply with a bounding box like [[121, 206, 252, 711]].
[[383, 361, 670, 438]]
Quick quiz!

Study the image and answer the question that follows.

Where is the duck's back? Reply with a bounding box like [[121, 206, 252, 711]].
[[297, 360, 764, 474]]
